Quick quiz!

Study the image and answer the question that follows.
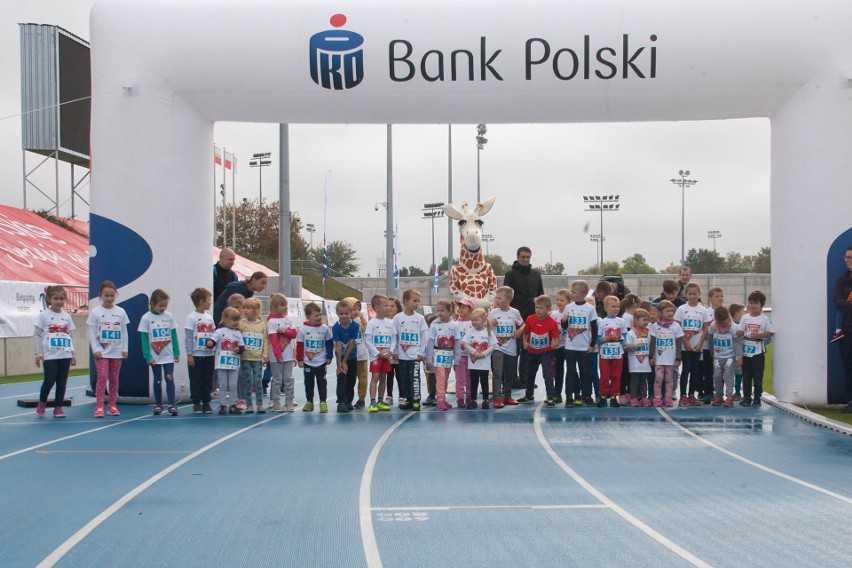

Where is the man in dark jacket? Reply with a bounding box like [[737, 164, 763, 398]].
[[213, 248, 239, 302], [832, 246, 852, 412], [503, 247, 544, 387]]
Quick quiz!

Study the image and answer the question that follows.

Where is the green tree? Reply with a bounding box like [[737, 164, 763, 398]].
[[723, 251, 751, 273], [309, 240, 359, 276], [535, 262, 566, 275], [485, 254, 511, 276], [578, 261, 621, 275], [753, 246, 771, 273], [684, 248, 725, 274], [621, 253, 657, 274], [400, 265, 428, 277], [215, 201, 309, 263]]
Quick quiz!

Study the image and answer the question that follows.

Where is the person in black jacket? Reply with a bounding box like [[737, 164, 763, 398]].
[[503, 247, 544, 387], [832, 246, 852, 412], [213, 272, 268, 323], [213, 248, 239, 302]]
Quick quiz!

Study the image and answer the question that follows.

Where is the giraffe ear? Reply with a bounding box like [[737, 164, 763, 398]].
[[441, 203, 465, 220], [476, 196, 495, 217]]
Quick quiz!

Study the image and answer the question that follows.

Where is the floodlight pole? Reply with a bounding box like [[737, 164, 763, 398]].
[[670, 171, 698, 264], [583, 195, 620, 272]]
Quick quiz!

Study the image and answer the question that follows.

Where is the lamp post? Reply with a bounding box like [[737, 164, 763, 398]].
[[476, 124, 488, 203], [422, 202, 445, 306], [670, 170, 698, 264], [482, 233, 495, 256], [306, 223, 316, 251], [590, 234, 605, 272], [583, 195, 620, 271], [707, 229, 722, 253], [249, 152, 272, 203]]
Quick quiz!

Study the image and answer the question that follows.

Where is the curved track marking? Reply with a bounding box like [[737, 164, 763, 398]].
[[656, 407, 852, 505], [359, 412, 416, 568], [534, 403, 711, 568], [36, 412, 288, 568]]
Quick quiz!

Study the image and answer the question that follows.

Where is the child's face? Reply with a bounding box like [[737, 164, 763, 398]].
[[709, 291, 724, 308], [387, 301, 399, 316], [226, 317, 240, 330], [664, 290, 678, 301], [404, 295, 421, 312], [649, 307, 659, 321], [273, 302, 288, 315], [604, 300, 620, 317], [337, 306, 351, 325], [48, 293, 66, 311], [100, 287, 117, 308], [571, 287, 587, 303], [686, 289, 700, 304], [661, 306, 675, 321], [229, 299, 244, 311], [456, 304, 472, 319], [153, 299, 168, 315], [351, 304, 361, 318], [495, 292, 510, 310], [308, 310, 323, 326], [436, 304, 450, 321], [242, 305, 259, 321], [555, 294, 569, 311], [635, 315, 650, 329], [747, 301, 763, 316], [372, 301, 386, 318], [199, 295, 212, 311], [471, 314, 486, 330], [535, 303, 549, 318], [731, 310, 743, 323]]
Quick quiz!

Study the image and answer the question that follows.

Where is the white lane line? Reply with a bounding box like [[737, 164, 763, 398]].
[[36, 412, 287, 568], [0, 404, 191, 462], [0, 400, 96, 421], [359, 412, 417, 568], [0, 386, 88, 401], [656, 408, 852, 505], [534, 403, 711, 568], [372, 504, 608, 511]]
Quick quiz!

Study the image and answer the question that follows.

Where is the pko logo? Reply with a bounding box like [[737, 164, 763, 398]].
[[310, 14, 364, 90]]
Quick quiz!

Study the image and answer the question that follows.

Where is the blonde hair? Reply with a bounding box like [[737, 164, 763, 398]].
[[556, 288, 571, 300], [534, 295, 552, 309], [402, 289, 421, 302], [269, 293, 288, 311], [227, 293, 245, 308], [495, 286, 515, 300], [604, 295, 620, 308], [371, 294, 388, 308], [570, 280, 590, 294], [220, 306, 240, 324], [436, 299, 454, 314], [471, 308, 488, 320], [242, 297, 261, 311]]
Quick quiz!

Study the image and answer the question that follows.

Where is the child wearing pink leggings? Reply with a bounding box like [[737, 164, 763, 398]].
[[87, 281, 130, 417], [453, 298, 475, 408]]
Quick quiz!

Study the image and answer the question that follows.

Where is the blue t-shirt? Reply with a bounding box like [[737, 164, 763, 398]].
[[332, 321, 361, 361]]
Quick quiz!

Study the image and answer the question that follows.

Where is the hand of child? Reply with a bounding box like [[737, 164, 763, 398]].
[[205, 339, 215, 349], [737, 356, 743, 366], [35, 355, 42, 368], [174, 356, 180, 363], [649, 358, 655, 366], [187, 355, 195, 367], [298, 361, 304, 368], [122, 351, 128, 359], [587, 345, 595, 353], [513, 329, 524, 339], [736, 328, 744, 337], [147, 359, 155, 367], [70, 357, 77, 366], [523, 342, 530, 351], [340, 361, 348, 374], [93, 351, 103, 360], [262, 356, 269, 364], [417, 354, 425, 362]]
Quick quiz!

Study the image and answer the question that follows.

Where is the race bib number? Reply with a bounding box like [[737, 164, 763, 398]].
[[656, 337, 675, 352], [400, 331, 420, 349], [48, 333, 73, 351], [98, 322, 122, 344], [530, 333, 549, 349], [434, 349, 453, 368], [243, 332, 263, 352], [600, 343, 622, 359], [634, 337, 649, 362], [305, 338, 325, 360], [743, 339, 761, 357], [151, 325, 171, 340], [218, 354, 240, 370], [196, 332, 213, 349], [495, 324, 514, 338], [683, 318, 702, 332], [714, 334, 732, 350], [373, 334, 391, 347]]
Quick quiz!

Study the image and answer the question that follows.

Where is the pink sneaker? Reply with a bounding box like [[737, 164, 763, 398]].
[[687, 395, 702, 406], [437, 400, 451, 411], [679, 395, 690, 407], [664, 398, 673, 408], [630, 398, 640, 407], [642, 397, 652, 407], [53, 406, 66, 418], [723, 396, 734, 408], [236, 399, 247, 410], [36, 402, 46, 417], [108, 406, 121, 416], [653, 398, 662, 407], [456, 399, 466, 409], [618, 395, 628, 405], [94, 405, 105, 418], [245, 405, 255, 414]]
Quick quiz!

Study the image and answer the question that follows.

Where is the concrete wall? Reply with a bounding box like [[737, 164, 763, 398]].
[[341, 274, 772, 308], [1, 314, 89, 377]]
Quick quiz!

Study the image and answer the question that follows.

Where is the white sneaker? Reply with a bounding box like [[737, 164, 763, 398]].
[[384, 396, 393, 405]]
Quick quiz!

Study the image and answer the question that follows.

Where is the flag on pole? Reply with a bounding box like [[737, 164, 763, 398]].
[[232, 156, 238, 174], [393, 207, 400, 290], [322, 170, 331, 282], [214, 146, 222, 166], [433, 244, 440, 295], [224, 151, 234, 170]]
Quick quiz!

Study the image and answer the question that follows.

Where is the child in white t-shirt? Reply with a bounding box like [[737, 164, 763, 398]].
[[185, 287, 215, 414], [625, 308, 652, 407], [707, 305, 742, 407], [488, 286, 525, 407], [736, 291, 775, 407], [649, 300, 684, 408], [34, 285, 77, 418], [138, 289, 180, 416], [267, 293, 298, 412], [463, 308, 497, 409], [549, 289, 570, 405], [561, 280, 598, 406], [426, 299, 459, 411], [88, 280, 130, 417], [674, 282, 710, 407], [393, 289, 428, 410], [296, 302, 334, 413], [207, 307, 244, 414]]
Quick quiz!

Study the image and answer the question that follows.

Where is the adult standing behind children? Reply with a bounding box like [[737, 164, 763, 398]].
[[213, 248, 239, 302], [213, 271, 268, 323], [832, 246, 852, 413], [503, 247, 544, 387]]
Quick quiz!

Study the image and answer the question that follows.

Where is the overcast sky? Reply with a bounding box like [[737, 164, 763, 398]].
[[2, 1, 770, 276]]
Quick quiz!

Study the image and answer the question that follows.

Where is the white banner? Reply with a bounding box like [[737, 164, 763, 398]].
[[0, 281, 50, 338], [324, 300, 339, 328], [286, 298, 305, 325]]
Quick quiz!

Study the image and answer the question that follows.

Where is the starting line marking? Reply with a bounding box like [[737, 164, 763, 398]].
[[372, 504, 608, 511], [35, 450, 193, 455]]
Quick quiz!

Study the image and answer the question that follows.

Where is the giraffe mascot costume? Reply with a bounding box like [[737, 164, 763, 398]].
[[441, 197, 498, 309]]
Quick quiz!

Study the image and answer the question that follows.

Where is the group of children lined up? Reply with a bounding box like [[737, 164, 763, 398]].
[[32, 277, 774, 419]]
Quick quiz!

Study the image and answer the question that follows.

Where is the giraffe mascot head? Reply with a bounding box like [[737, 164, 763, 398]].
[[441, 196, 498, 309]]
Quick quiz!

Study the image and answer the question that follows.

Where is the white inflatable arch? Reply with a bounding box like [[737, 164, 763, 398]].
[[91, 0, 852, 404]]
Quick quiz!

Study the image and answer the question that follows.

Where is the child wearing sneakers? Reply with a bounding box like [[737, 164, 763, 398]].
[[239, 298, 268, 413], [34, 285, 77, 418], [138, 289, 181, 416], [736, 291, 775, 407], [426, 300, 459, 411], [488, 286, 525, 407], [617, 294, 640, 404], [674, 282, 710, 407], [561, 280, 598, 407], [453, 297, 475, 408], [393, 289, 428, 411], [385, 296, 403, 405], [728, 303, 746, 400], [463, 308, 497, 409], [184, 287, 215, 414], [267, 294, 297, 412], [296, 302, 334, 413], [365, 294, 395, 412], [549, 289, 570, 405], [342, 296, 370, 409], [701, 287, 726, 403], [520, 295, 561, 406], [332, 300, 360, 413], [649, 300, 684, 407], [88, 280, 129, 418], [597, 295, 628, 407], [423, 313, 438, 406], [206, 307, 245, 414], [708, 306, 741, 407], [625, 308, 652, 407]]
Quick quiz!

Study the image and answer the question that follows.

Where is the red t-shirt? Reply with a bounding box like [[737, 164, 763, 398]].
[[524, 314, 559, 354]]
